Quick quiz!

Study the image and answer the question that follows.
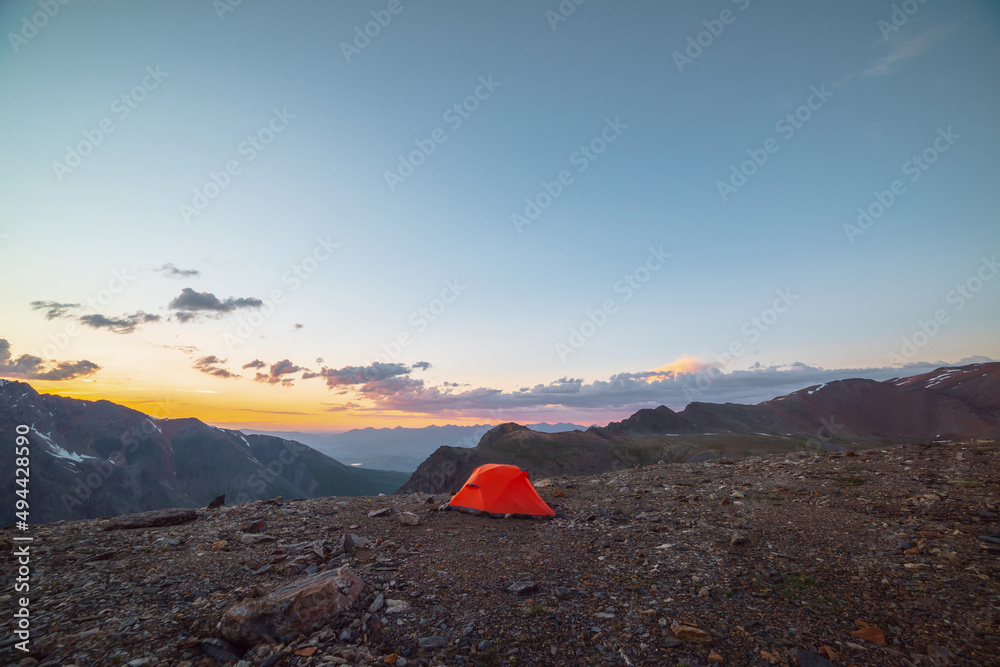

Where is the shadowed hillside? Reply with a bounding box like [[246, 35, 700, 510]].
[[0, 380, 408, 525]]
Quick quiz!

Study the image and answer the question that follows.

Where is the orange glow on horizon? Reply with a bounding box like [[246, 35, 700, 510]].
[[649, 355, 711, 377], [12, 377, 504, 432]]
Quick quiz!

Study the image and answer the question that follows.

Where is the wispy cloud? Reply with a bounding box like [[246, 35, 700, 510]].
[[156, 263, 201, 279], [864, 28, 946, 77], [30, 301, 80, 320], [32, 300, 160, 334], [193, 355, 241, 379], [324, 401, 362, 412], [80, 311, 161, 334], [162, 344, 200, 355], [230, 407, 313, 415]]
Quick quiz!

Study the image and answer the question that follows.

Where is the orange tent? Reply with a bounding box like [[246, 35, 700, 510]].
[[448, 464, 555, 518]]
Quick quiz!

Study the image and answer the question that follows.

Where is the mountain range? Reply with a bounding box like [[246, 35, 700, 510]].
[[399, 362, 1000, 493], [0, 380, 408, 526], [4, 362, 998, 524], [246, 422, 589, 472]]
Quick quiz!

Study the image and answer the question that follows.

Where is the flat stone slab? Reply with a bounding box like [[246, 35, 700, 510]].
[[102, 508, 199, 530]]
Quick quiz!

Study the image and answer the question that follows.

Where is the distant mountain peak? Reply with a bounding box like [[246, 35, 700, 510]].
[[480, 422, 532, 446]]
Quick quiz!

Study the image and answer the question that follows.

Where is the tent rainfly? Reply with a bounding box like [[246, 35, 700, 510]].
[[447, 463, 555, 518]]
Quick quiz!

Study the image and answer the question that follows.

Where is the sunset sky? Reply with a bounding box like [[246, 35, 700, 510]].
[[1, 1, 998, 431]]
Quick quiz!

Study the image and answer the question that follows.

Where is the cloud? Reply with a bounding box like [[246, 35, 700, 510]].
[[80, 311, 161, 334], [254, 373, 294, 386], [253, 358, 305, 386], [0, 338, 100, 381], [168, 288, 262, 321], [358, 376, 426, 398], [30, 301, 80, 320], [193, 355, 241, 379], [242, 359, 267, 369], [31, 300, 160, 334], [304, 361, 412, 388], [348, 357, 997, 418], [271, 359, 303, 376], [411, 361, 432, 371], [864, 29, 943, 77], [156, 263, 201, 279], [162, 344, 200, 355], [324, 401, 362, 412]]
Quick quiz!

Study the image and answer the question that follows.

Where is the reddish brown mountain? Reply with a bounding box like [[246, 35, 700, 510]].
[[891, 362, 1000, 415]]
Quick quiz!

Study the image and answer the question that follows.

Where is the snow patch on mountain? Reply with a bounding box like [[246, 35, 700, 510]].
[[32, 428, 89, 463]]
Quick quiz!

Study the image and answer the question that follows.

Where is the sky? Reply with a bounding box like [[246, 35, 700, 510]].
[[1, 0, 998, 430]]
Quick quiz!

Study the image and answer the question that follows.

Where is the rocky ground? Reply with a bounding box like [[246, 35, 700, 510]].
[[3, 440, 1000, 667]]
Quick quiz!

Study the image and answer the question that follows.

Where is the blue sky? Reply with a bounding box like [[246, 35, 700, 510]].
[[1, 0, 998, 428]]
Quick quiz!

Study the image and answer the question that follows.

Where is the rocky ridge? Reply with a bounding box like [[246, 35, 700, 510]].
[[3, 439, 1000, 666]]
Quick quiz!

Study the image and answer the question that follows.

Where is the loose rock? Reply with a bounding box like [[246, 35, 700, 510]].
[[507, 581, 539, 596], [398, 511, 422, 526], [219, 565, 364, 646]]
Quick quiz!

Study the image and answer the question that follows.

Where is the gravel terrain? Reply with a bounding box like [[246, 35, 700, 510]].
[[3, 439, 999, 666]]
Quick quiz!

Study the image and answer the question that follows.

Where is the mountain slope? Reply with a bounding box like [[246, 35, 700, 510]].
[[891, 361, 1000, 417], [0, 380, 408, 525], [399, 362, 1000, 493], [761, 375, 1000, 441]]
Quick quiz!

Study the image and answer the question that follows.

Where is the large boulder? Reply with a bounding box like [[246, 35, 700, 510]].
[[218, 566, 363, 646]]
